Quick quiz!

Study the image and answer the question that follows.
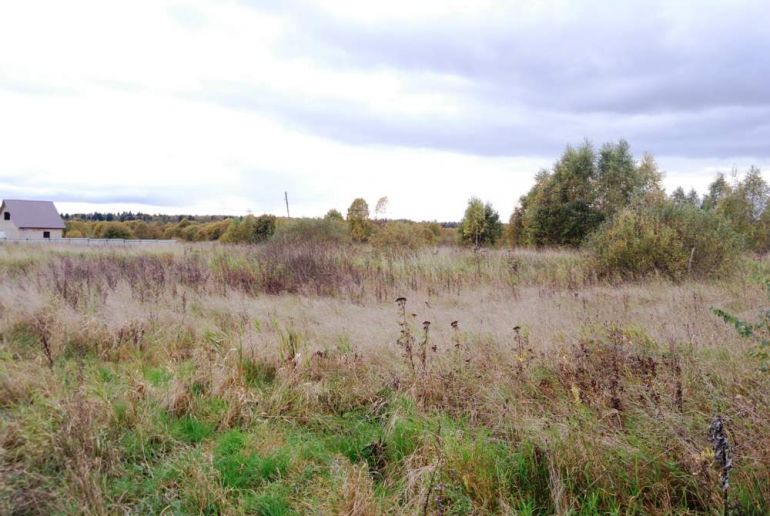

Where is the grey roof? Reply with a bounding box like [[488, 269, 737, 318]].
[[1, 200, 65, 229]]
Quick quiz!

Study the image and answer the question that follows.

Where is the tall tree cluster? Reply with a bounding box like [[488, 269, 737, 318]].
[[696, 167, 770, 251], [511, 140, 664, 247]]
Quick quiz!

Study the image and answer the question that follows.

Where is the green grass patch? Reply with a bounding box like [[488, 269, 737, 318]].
[[214, 430, 290, 489], [244, 484, 293, 516], [171, 415, 215, 444], [143, 366, 173, 386]]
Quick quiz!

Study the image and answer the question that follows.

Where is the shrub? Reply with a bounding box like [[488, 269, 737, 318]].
[[370, 222, 427, 253], [418, 222, 441, 245], [347, 198, 372, 242], [271, 218, 348, 245], [587, 201, 743, 279], [126, 220, 153, 239], [65, 220, 91, 237], [181, 225, 204, 242], [323, 209, 344, 222], [97, 221, 134, 239], [221, 215, 276, 244], [202, 219, 231, 241]]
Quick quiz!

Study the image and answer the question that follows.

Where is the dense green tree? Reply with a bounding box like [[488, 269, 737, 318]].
[[670, 186, 688, 204], [253, 214, 277, 242], [347, 198, 372, 242], [686, 188, 702, 207], [703, 173, 731, 211], [522, 143, 603, 246], [595, 139, 637, 217], [635, 153, 666, 205], [758, 205, 770, 252], [511, 141, 665, 247], [714, 167, 769, 249], [511, 170, 550, 246], [671, 187, 701, 207], [458, 198, 503, 246]]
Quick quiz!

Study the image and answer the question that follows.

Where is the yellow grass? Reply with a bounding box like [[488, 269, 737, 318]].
[[1, 243, 769, 514]]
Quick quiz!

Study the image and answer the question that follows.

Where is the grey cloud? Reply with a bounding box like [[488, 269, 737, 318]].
[[227, 0, 770, 159], [274, 2, 770, 114], [194, 77, 770, 159]]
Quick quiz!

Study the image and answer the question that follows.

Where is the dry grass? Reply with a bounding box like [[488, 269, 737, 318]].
[[1, 243, 769, 514]]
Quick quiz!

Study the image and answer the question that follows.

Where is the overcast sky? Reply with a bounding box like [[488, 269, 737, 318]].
[[1, 0, 768, 221]]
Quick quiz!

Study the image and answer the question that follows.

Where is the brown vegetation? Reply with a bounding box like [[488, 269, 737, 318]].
[[1, 243, 769, 514]]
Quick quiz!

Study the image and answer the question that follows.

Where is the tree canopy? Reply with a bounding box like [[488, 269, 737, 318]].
[[458, 197, 502, 246], [511, 140, 664, 247]]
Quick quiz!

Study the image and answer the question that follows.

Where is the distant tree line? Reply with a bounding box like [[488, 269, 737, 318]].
[[62, 212, 229, 223], [63, 203, 453, 247]]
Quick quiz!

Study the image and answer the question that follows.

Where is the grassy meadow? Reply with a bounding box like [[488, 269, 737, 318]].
[[1, 242, 769, 514]]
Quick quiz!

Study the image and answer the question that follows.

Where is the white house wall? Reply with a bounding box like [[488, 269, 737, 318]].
[[0, 225, 63, 239]]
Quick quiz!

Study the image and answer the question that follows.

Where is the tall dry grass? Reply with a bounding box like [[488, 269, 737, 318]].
[[1, 243, 769, 514]]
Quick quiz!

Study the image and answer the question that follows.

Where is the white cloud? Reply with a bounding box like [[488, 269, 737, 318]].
[[0, 0, 768, 220]]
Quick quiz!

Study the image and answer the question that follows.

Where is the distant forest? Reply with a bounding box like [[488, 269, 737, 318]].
[[62, 212, 229, 224]]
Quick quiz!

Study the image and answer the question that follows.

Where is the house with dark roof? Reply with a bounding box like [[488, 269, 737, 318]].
[[0, 200, 66, 239]]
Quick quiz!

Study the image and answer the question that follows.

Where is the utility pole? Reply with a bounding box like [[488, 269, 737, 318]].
[[284, 191, 290, 218]]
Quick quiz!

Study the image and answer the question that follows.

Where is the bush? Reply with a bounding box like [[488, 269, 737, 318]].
[[347, 198, 372, 242], [371, 222, 429, 253], [323, 209, 344, 222], [587, 202, 743, 280], [271, 218, 348, 245], [96, 221, 133, 239], [181, 225, 204, 242], [126, 220, 153, 239], [221, 215, 276, 244]]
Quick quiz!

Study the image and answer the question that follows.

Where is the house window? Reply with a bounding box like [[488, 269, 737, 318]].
[[3, 212, 9, 220], [43, 231, 50, 239]]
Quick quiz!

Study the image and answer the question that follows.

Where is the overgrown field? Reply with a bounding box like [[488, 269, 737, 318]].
[[1, 243, 769, 514]]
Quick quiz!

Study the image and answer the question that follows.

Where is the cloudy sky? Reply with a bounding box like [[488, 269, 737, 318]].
[[1, 0, 768, 221]]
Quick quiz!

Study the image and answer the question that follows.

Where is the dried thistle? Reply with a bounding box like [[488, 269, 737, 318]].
[[513, 325, 523, 354], [450, 321, 460, 350], [419, 321, 431, 371], [395, 297, 415, 373]]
